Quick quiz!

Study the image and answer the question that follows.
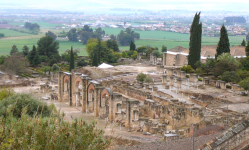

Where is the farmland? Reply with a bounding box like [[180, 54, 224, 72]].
[[0, 27, 246, 56]]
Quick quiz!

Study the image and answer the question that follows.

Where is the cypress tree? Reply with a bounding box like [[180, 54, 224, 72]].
[[10, 45, 18, 55], [92, 51, 98, 66], [69, 46, 75, 71], [245, 41, 249, 57], [188, 12, 202, 69], [215, 24, 230, 59], [241, 39, 246, 46], [22, 45, 29, 56], [33, 53, 41, 66], [28, 45, 37, 65], [130, 41, 133, 51], [97, 38, 101, 64]]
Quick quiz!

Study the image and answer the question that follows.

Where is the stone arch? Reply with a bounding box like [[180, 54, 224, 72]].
[[88, 83, 95, 93], [75, 77, 82, 86], [101, 88, 113, 98], [63, 75, 70, 92], [99, 87, 113, 115], [64, 75, 69, 83]]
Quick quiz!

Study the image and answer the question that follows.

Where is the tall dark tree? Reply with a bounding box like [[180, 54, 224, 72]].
[[188, 12, 202, 68], [33, 53, 41, 66], [22, 45, 29, 56], [10, 45, 18, 55], [241, 39, 246, 46], [246, 41, 249, 57], [215, 24, 230, 59], [97, 38, 101, 64], [45, 31, 57, 40], [69, 47, 75, 71], [92, 52, 98, 67], [28, 45, 40, 66], [129, 41, 136, 51]]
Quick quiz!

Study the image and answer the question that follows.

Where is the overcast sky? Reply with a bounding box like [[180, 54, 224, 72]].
[[1, 0, 249, 13]]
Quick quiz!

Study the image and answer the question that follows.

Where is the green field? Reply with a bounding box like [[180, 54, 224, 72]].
[[0, 38, 87, 56], [9, 22, 62, 28], [0, 29, 31, 37], [0, 27, 246, 56]]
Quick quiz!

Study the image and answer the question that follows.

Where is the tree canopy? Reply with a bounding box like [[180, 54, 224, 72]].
[[46, 31, 57, 40], [37, 35, 60, 59], [117, 28, 140, 46]]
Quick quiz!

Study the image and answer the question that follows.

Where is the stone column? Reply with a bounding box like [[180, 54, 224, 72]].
[[166, 68, 174, 76], [170, 76, 174, 86], [220, 81, 226, 89], [180, 71, 186, 79], [190, 74, 198, 83], [203, 77, 210, 85], [163, 53, 166, 66], [94, 87, 101, 117], [176, 70, 181, 78], [162, 74, 167, 84], [82, 78, 87, 113], [153, 86, 158, 91], [145, 83, 150, 90], [58, 71, 64, 102], [176, 78, 182, 89]]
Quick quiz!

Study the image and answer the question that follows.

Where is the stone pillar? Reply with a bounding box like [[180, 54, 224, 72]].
[[137, 53, 142, 61], [189, 74, 198, 83], [162, 74, 167, 84], [125, 99, 139, 128], [153, 86, 158, 91], [176, 78, 182, 89], [94, 87, 101, 117], [203, 77, 210, 85], [180, 71, 186, 79], [176, 70, 181, 78], [216, 80, 221, 88], [166, 68, 174, 76], [82, 78, 87, 113], [170, 76, 174, 86], [220, 81, 226, 89], [163, 53, 166, 66], [58, 71, 64, 102], [145, 84, 150, 90]]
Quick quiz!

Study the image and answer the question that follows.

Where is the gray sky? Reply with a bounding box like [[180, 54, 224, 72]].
[[1, 0, 249, 13]]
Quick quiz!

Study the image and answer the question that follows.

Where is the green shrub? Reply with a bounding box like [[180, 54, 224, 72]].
[[0, 88, 14, 101], [186, 75, 190, 78], [0, 94, 52, 118], [0, 112, 110, 149], [221, 71, 241, 83], [226, 85, 232, 89], [180, 65, 194, 73], [198, 78, 203, 81]]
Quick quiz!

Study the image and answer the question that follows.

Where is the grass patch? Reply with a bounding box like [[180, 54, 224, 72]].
[[0, 29, 31, 37]]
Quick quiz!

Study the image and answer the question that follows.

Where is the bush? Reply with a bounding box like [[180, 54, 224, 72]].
[[186, 75, 190, 78], [77, 57, 88, 67], [226, 85, 232, 89], [0, 112, 110, 149], [136, 73, 147, 82], [0, 94, 52, 118], [180, 65, 194, 73], [0, 88, 14, 101], [238, 77, 249, 91], [198, 78, 203, 81], [221, 71, 241, 83]]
